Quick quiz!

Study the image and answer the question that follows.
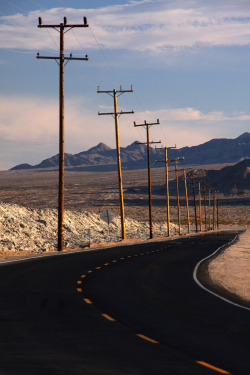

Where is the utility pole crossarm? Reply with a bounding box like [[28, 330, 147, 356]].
[[97, 85, 133, 94], [38, 16, 89, 28], [38, 24, 89, 28], [136, 141, 161, 145], [37, 54, 88, 61], [134, 119, 159, 127], [98, 111, 134, 116], [167, 157, 184, 163]]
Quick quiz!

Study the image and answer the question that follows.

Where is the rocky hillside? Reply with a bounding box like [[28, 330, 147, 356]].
[[0, 203, 180, 252], [11, 132, 250, 171]]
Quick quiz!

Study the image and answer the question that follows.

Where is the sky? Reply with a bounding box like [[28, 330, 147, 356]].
[[0, 0, 250, 170]]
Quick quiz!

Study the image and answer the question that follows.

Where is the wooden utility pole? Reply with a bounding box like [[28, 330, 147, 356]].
[[213, 191, 216, 230], [37, 16, 89, 251], [217, 198, 219, 229], [203, 183, 207, 231], [174, 160, 181, 235], [167, 158, 184, 235], [156, 145, 176, 237], [98, 86, 134, 240], [134, 120, 161, 239], [208, 189, 211, 230], [198, 182, 202, 232], [183, 170, 190, 234], [191, 175, 198, 233]]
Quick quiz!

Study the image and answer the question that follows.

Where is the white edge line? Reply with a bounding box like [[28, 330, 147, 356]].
[[193, 234, 250, 311], [0, 235, 183, 266], [0, 246, 114, 265], [0, 240, 152, 266]]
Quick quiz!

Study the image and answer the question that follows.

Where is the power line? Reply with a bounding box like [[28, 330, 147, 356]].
[[2, 0, 25, 12]]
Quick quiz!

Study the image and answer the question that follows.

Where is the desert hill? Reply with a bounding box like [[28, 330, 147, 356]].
[[11, 132, 250, 172], [192, 158, 250, 196], [166, 159, 250, 196]]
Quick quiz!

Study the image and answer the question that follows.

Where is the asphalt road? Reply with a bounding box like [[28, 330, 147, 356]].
[[0, 231, 249, 375]]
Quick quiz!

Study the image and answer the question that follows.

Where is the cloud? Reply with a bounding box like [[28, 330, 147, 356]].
[[0, 94, 249, 170], [0, 95, 58, 143], [135, 107, 230, 122], [1, 0, 250, 54]]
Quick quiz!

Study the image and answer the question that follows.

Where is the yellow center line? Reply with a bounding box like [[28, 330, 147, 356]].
[[81, 275, 86, 278], [136, 334, 159, 344], [83, 298, 92, 304], [196, 361, 230, 374], [77, 288, 83, 293], [104, 262, 110, 266], [95, 266, 102, 270], [87, 270, 93, 273], [120, 257, 125, 260], [112, 260, 117, 263], [127, 255, 132, 258], [101, 313, 116, 322], [77, 280, 82, 284]]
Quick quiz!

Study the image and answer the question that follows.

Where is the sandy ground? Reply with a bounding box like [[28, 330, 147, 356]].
[[208, 228, 250, 304]]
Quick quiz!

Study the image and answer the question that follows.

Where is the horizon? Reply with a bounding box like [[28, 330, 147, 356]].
[[9, 131, 250, 171], [1, 0, 250, 169]]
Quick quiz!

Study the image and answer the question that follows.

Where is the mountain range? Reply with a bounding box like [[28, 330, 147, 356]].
[[11, 132, 250, 172]]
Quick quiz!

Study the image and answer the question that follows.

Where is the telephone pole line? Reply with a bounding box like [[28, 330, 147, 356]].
[[134, 120, 161, 239], [98, 86, 134, 240], [37, 16, 89, 251]]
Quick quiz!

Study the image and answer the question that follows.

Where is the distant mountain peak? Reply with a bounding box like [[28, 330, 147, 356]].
[[86, 142, 112, 153], [236, 132, 250, 141]]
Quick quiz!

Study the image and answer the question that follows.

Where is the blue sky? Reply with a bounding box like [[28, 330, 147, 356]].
[[0, 0, 250, 169]]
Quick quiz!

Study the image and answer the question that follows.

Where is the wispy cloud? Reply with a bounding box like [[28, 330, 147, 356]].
[[1, 0, 250, 53]]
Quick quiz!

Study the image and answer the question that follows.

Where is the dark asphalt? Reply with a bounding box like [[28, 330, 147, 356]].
[[0, 231, 249, 375]]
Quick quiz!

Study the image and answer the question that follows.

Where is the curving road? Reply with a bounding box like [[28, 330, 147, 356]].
[[0, 231, 249, 375]]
